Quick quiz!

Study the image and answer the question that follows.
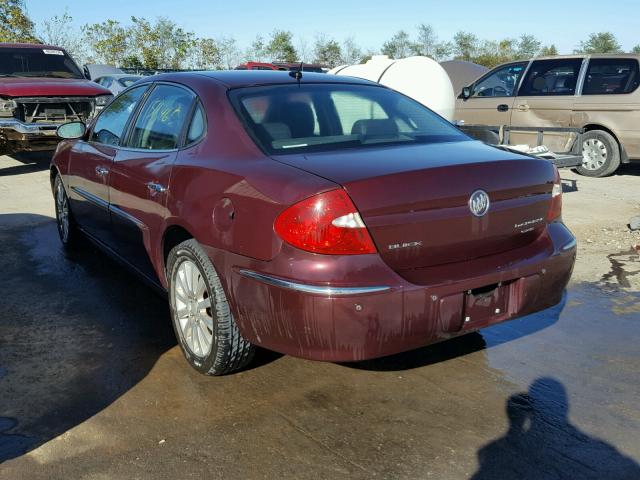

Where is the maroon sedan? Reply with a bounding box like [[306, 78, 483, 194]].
[[51, 71, 576, 375]]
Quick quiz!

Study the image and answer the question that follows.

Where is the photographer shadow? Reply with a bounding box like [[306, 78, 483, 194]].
[[472, 377, 640, 480]]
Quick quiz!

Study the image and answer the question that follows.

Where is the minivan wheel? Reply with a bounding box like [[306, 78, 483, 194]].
[[576, 130, 621, 177], [167, 239, 255, 375], [53, 175, 79, 248]]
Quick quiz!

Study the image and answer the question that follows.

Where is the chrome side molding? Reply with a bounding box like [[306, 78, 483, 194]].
[[238, 269, 391, 296]]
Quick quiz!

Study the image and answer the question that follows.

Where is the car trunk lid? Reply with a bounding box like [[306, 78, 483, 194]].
[[272, 141, 556, 273]]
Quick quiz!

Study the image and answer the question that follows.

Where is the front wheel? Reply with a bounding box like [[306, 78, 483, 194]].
[[576, 130, 621, 177], [167, 239, 255, 375]]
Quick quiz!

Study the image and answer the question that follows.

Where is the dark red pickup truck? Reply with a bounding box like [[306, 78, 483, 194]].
[[0, 43, 113, 155]]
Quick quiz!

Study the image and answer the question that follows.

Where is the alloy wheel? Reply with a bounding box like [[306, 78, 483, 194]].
[[55, 180, 70, 242], [172, 259, 214, 358]]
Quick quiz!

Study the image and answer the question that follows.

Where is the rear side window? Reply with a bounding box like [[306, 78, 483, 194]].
[[128, 84, 195, 150], [519, 59, 583, 96], [186, 103, 206, 144], [90, 86, 147, 146], [582, 58, 640, 95]]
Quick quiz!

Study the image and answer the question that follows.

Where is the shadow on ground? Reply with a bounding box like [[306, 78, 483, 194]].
[[0, 214, 176, 462], [0, 152, 52, 177], [471, 377, 640, 480]]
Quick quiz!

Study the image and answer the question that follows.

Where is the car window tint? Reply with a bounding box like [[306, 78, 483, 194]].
[[230, 83, 468, 155], [519, 59, 583, 96], [128, 84, 194, 150], [102, 77, 113, 88], [472, 63, 527, 98], [186, 103, 206, 144], [583, 58, 640, 95], [331, 91, 388, 134], [90, 86, 147, 146]]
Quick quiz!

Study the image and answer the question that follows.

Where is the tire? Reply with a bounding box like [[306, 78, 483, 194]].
[[53, 175, 80, 248], [167, 239, 255, 375], [576, 130, 621, 177]]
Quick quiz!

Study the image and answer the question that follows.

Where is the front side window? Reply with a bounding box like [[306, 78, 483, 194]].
[[583, 58, 640, 95], [90, 86, 147, 146], [0, 47, 83, 79], [471, 63, 527, 98], [230, 83, 469, 155], [128, 84, 195, 150], [519, 59, 583, 96]]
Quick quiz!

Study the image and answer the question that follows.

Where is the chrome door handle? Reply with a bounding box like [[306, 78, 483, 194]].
[[146, 182, 167, 194], [517, 104, 530, 112], [95, 166, 109, 176]]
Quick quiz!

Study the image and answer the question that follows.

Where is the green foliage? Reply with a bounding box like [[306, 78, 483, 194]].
[[130, 17, 195, 70], [576, 32, 622, 54], [540, 44, 559, 56], [314, 35, 342, 67], [266, 30, 297, 62], [0, 0, 38, 43], [39, 11, 86, 63], [411, 24, 451, 61], [341, 37, 363, 65], [82, 19, 128, 66], [633, 45, 640, 54], [381, 30, 413, 59]]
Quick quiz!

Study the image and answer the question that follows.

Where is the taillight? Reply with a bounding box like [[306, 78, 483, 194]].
[[274, 189, 377, 255], [547, 168, 562, 221]]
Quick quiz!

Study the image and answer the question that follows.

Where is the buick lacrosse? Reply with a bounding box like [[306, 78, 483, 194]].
[[51, 71, 576, 375]]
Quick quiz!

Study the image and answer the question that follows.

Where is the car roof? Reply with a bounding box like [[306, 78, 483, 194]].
[[0, 42, 64, 50], [142, 70, 378, 89]]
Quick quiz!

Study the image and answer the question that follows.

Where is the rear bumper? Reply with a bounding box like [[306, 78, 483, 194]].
[[208, 222, 576, 362]]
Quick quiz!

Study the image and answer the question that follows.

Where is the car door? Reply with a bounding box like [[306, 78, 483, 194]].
[[510, 58, 585, 152], [108, 83, 198, 281], [454, 62, 528, 126], [67, 85, 148, 243]]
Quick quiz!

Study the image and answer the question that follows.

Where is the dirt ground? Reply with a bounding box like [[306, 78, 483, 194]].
[[1, 152, 639, 480]]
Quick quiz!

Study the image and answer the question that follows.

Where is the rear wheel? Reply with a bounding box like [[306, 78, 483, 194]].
[[576, 130, 621, 177], [167, 239, 255, 375], [54, 175, 79, 248]]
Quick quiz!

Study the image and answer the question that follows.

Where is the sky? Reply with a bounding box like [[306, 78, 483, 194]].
[[25, 0, 640, 54]]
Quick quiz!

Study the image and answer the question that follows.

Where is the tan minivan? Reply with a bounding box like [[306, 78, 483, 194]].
[[455, 54, 640, 177]]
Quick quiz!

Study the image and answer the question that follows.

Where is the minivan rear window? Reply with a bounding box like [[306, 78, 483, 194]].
[[583, 58, 640, 95], [229, 83, 469, 155]]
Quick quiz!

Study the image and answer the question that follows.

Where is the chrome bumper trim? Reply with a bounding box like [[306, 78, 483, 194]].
[[238, 269, 391, 296], [0, 119, 59, 136], [561, 237, 577, 252]]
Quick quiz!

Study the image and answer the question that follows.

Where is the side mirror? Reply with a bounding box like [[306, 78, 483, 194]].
[[57, 121, 86, 139], [461, 86, 472, 99]]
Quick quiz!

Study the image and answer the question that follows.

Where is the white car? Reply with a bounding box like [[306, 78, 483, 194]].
[[94, 74, 143, 95]]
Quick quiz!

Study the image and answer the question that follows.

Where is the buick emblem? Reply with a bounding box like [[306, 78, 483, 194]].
[[469, 190, 490, 217]]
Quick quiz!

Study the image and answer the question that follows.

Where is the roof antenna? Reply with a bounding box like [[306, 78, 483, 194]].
[[289, 61, 303, 83]]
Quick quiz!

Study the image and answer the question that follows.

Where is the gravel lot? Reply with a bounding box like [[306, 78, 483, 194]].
[[1, 152, 639, 479]]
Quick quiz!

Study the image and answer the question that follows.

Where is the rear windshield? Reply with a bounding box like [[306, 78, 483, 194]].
[[229, 83, 468, 154], [0, 47, 84, 79]]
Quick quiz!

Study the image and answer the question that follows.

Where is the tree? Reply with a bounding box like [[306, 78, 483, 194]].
[[411, 24, 451, 61], [452, 31, 479, 62], [130, 17, 195, 70], [341, 37, 363, 65], [516, 34, 541, 58], [576, 32, 622, 54], [39, 11, 86, 64], [192, 37, 221, 70], [314, 35, 342, 67], [266, 30, 297, 62], [0, 0, 38, 43], [218, 36, 240, 69], [82, 20, 129, 67], [245, 34, 266, 62], [540, 44, 559, 56], [632, 45, 640, 54], [381, 30, 413, 59]]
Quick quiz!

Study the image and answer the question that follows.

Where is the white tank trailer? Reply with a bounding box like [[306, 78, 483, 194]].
[[328, 55, 456, 121]]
